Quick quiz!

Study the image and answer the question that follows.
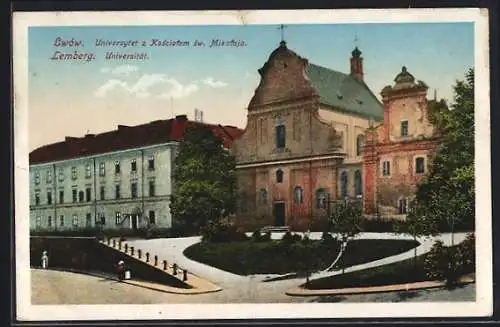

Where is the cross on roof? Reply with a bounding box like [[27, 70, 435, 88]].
[[278, 24, 287, 43]]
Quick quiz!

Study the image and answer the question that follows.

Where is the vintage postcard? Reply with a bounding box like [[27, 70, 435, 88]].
[[13, 8, 491, 321]]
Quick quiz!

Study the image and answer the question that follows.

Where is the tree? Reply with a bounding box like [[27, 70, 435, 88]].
[[409, 68, 475, 244], [324, 200, 363, 272], [170, 124, 237, 232]]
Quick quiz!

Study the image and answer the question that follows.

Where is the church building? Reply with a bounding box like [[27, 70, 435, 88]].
[[231, 40, 438, 231]]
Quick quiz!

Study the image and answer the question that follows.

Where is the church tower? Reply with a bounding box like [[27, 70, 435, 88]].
[[350, 47, 364, 82]]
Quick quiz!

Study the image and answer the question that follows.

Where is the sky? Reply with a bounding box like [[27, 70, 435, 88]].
[[28, 22, 474, 151]]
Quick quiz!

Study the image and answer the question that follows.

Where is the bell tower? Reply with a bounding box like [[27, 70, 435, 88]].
[[350, 46, 364, 82]]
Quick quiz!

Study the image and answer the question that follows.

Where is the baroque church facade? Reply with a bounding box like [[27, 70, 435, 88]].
[[231, 41, 439, 232]]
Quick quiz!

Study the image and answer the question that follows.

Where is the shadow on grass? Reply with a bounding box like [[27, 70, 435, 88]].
[[309, 295, 347, 303], [395, 290, 420, 302]]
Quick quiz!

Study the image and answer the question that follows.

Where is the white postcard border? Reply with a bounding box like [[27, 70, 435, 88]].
[[13, 8, 492, 321]]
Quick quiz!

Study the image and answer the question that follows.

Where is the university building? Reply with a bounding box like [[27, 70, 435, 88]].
[[29, 41, 440, 233], [231, 41, 439, 231], [28, 115, 241, 231]]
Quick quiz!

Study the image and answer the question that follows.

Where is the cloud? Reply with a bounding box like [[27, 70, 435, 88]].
[[95, 73, 199, 99], [95, 79, 130, 98], [100, 65, 139, 76], [201, 77, 228, 88]]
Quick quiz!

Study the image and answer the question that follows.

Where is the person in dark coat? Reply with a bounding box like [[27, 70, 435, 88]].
[[116, 260, 125, 280]]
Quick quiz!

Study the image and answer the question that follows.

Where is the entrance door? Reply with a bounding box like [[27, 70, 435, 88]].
[[131, 214, 138, 230], [273, 202, 285, 226]]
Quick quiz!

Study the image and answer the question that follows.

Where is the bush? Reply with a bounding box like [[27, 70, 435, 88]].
[[456, 233, 475, 275], [200, 219, 248, 243], [280, 231, 301, 245], [424, 240, 448, 281], [250, 230, 272, 242], [361, 218, 398, 233], [424, 235, 475, 286], [321, 231, 336, 244]]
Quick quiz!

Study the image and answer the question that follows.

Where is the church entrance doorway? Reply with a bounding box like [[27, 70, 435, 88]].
[[273, 202, 286, 226]]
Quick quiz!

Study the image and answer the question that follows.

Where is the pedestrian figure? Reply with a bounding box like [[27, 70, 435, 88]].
[[116, 260, 125, 280], [41, 251, 49, 269]]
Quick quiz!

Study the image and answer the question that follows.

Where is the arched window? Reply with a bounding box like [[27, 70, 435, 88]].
[[294, 186, 304, 205], [340, 171, 348, 198], [259, 188, 268, 205], [316, 188, 328, 209], [276, 123, 286, 149], [276, 169, 284, 183], [354, 170, 362, 196], [356, 134, 365, 156]]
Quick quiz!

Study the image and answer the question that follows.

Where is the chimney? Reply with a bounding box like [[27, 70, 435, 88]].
[[175, 114, 188, 121], [350, 47, 364, 82]]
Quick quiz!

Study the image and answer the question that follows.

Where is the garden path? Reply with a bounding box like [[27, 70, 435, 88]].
[[125, 232, 467, 292]]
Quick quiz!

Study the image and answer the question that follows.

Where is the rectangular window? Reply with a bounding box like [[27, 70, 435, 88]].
[[99, 162, 105, 176], [100, 186, 105, 200], [382, 161, 391, 176], [400, 120, 409, 137], [149, 210, 156, 225], [59, 190, 64, 204], [47, 216, 52, 228], [86, 213, 92, 227], [415, 157, 425, 174], [85, 163, 92, 178], [398, 198, 408, 214], [34, 171, 40, 185], [47, 191, 52, 205], [115, 161, 121, 174], [97, 213, 106, 226], [149, 180, 155, 197], [72, 215, 78, 227], [115, 212, 121, 225], [78, 190, 84, 202], [71, 166, 78, 180], [35, 193, 40, 206], [60, 215, 64, 227], [46, 169, 52, 183], [86, 188, 91, 202], [131, 159, 137, 173], [35, 216, 41, 228], [276, 125, 286, 149], [72, 189, 77, 202], [58, 168, 64, 182], [131, 182, 137, 198], [115, 184, 121, 199], [148, 156, 155, 170]]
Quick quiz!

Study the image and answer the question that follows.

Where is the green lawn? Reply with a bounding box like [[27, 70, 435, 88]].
[[183, 239, 420, 276], [304, 247, 475, 290]]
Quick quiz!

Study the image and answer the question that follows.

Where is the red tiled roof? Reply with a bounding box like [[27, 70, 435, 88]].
[[29, 116, 244, 165]]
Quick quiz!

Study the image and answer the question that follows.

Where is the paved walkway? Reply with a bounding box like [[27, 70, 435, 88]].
[[286, 274, 475, 297], [31, 268, 475, 305]]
